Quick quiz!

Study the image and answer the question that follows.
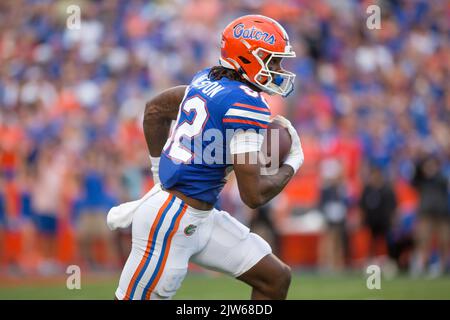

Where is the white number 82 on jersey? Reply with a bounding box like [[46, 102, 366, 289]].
[[163, 95, 209, 163]]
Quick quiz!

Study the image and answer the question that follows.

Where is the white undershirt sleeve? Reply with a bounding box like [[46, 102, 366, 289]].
[[229, 130, 264, 155]]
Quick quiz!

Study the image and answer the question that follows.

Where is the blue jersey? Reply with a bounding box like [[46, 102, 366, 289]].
[[159, 68, 271, 204]]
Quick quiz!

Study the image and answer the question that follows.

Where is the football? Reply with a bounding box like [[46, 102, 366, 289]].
[[261, 120, 292, 167]]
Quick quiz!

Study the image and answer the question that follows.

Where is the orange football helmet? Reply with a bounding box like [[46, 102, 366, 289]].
[[220, 15, 296, 97]]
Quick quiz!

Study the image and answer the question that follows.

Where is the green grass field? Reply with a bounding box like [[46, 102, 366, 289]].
[[1, 272, 450, 300]]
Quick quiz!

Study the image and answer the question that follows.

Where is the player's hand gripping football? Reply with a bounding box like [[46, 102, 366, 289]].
[[272, 115, 304, 174]]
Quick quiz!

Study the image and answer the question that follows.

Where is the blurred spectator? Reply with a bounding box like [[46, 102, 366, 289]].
[[249, 204, 281, 256], [30, 141, 65, 275], [359, 166, 397, 265], [74, 150, 119, 271], [317, 159, 349, 273], [410, 156, 449, 277]]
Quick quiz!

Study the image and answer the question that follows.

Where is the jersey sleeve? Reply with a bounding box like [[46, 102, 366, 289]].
[[222, 92, 271, 155], [222, 94, 271, 131]]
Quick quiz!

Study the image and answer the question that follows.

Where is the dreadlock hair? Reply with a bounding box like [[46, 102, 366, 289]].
[[208, 65, 243, 81], [208, 66, 262, 93]]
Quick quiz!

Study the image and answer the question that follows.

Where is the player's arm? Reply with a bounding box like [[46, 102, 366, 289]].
[[143, 85, 187, 183], [232, 116, 304, 209], [233, 159, 295, 209], [106, 86, 187, 231], [143, 85, 187, 156]]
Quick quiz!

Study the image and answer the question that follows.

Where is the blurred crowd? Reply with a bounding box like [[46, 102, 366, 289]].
[[0, 0, 449, 278]]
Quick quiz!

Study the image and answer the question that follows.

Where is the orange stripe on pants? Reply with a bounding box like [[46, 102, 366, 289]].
[[124, 194, 173, 300], [145, 204, 187, 300]]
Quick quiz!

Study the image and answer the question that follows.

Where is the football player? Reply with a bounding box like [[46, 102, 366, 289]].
[[111, 15, 304, 300]]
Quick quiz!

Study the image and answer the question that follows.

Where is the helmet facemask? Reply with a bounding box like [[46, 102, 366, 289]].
[[251, 47, 296, 97]]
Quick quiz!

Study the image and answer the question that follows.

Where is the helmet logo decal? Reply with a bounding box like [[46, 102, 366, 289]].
[[233, 23, 275, 45]]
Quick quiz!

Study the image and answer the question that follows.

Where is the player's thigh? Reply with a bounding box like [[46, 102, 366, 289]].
[[115, 193, 193, 300], [191, 210, 272, 278]]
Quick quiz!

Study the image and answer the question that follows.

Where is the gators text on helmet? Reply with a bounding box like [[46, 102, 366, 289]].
[[220, 15, 296, 97]]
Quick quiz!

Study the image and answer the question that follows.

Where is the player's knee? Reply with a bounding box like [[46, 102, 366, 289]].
[[275, 263, 291, 299], [264, 263, 291, 299]]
